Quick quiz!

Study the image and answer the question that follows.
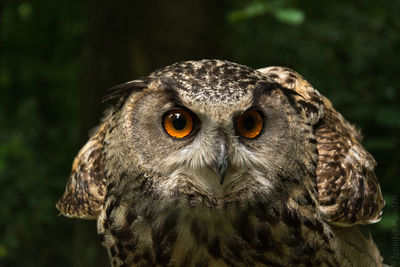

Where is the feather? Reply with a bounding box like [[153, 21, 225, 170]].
[[102, 78, 149, 103]]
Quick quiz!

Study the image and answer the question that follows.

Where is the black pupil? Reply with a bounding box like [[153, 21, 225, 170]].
[[243, 115, 255, 131], [172, 113, 187, 130]]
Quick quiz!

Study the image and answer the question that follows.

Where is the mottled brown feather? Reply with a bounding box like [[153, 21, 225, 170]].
[[258, 66, 385, 226], [56, 120, 108, 219], [315, 98, 384, 225]]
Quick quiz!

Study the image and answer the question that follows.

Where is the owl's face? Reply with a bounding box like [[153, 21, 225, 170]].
[[104, 60, 315, 208]]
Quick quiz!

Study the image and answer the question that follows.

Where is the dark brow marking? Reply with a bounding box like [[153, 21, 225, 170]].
[[252, 82, 303, 112], [158, 77, 184, 106]]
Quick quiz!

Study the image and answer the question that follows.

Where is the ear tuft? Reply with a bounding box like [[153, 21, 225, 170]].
[[102, 78, 149, 103], [258, 66, 325, 125]]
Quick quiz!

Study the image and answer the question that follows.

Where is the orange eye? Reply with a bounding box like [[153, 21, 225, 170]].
[[163, 109, 194, 138], [236, 110, 263, 139]]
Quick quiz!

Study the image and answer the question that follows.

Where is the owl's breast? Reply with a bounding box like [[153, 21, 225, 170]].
[[97, 192, 341, 266]]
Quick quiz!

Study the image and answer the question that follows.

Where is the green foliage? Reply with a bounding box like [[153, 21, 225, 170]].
[[228, 0, 305, 25], [1, 0, 399, 265]]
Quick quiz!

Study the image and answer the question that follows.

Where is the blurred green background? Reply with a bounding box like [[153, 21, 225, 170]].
[[0, 0, 399, 266]]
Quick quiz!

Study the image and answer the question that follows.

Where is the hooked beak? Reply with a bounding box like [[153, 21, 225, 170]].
[[212, 137, 229, 185]]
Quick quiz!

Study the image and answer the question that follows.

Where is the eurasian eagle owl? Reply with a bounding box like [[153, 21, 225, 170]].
[[57, 60, 385, 266]]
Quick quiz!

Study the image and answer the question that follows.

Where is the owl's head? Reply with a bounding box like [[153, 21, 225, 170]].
[[57, 60, 384, 226]]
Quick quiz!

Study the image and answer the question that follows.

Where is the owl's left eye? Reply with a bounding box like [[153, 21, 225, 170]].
[[163, 109, 195, 138], [236, 110, 264, 139]]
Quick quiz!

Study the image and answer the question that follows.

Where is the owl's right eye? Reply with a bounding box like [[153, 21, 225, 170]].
[[163, 109, 195, 138]]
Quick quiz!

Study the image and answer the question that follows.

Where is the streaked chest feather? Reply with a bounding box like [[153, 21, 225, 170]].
[[98, 196, 339, 267]]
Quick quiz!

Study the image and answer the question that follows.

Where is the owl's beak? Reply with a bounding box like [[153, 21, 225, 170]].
[[213, 138, 229, 185]]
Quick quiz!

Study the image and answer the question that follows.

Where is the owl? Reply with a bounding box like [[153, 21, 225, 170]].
[[56, 59, 385, 266]]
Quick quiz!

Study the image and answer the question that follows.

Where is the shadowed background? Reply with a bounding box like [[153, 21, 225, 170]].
[[0, 0, 399, 266]]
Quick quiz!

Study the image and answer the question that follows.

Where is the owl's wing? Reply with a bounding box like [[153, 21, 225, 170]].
[[258, 67, 385, 226], [56, 120, 108, 219], [56, 80, 148, 219], [313, 98, 385, 226]]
